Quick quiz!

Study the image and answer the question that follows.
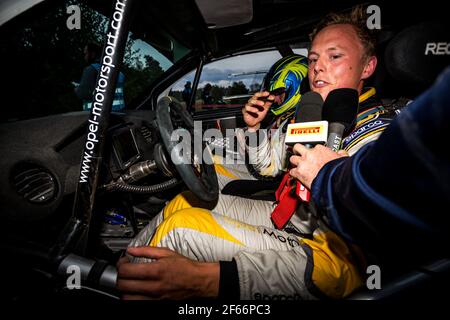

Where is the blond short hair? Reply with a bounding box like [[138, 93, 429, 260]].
[[310, 6, 377, 62]]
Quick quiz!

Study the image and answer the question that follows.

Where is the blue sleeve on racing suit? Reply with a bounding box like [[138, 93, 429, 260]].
[[311, 67, 450, 266]]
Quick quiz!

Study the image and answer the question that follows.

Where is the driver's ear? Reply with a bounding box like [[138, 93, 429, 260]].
[[361, 56, 377, 80]]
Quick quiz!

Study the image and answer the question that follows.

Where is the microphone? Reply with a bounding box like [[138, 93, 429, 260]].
[[294, 91, 324, 123], [285, 91, 324, 202], [322, 88, 359, 151], [271, 92, 324, 229], [285, 91, 326, 147]]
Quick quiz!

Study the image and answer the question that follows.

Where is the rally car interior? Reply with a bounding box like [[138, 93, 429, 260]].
[[0, 0, 449, 300]]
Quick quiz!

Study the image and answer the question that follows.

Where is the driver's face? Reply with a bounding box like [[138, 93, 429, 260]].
[[307, 24, 372, 101]]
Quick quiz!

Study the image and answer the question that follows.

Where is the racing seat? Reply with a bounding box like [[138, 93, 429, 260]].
[[370, 20, 449, 100], [347, 20, 450, 300], [347, 259, 450, 300]]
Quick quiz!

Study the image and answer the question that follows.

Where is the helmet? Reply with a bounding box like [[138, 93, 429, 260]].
[[263, 54, 308, 116]]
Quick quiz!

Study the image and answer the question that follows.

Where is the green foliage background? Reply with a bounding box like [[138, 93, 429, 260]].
[[0, 0, 164, 122]]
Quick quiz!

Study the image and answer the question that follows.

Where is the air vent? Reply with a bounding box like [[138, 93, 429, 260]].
[[12, 164, 57, 204], [140, 125, 153, 144]]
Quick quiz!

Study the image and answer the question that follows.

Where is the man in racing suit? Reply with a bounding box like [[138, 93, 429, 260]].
[[117, 7, 404, 300], [211, 53, 309, 191]]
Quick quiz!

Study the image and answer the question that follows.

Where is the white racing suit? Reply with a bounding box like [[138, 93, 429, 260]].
[[130, 191, 364, 299], [130, 88, 405, 299]]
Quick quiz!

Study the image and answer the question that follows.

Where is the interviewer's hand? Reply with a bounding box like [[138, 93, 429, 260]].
[[116, 246, 220, 300], [289, 144, 349, 189], [242, 91, 274, 131]]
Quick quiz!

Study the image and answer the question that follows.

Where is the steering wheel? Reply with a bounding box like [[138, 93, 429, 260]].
[[156, 96, 218, 202]]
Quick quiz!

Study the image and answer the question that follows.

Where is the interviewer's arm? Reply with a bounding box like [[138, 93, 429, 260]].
[[308, 68, 450, 264]]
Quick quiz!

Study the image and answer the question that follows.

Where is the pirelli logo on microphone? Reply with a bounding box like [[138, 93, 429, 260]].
[[290, 126, 321, 135], [285, 120, 328, 146]]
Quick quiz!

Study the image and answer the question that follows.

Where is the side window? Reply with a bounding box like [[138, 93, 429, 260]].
[[168, 49, 309, 113], [196, 51, 283, 111], [167, 70, 196, 110], [0, 0, 173, 122], [123, 37, 172, 107], [167, 51, 281, 112]]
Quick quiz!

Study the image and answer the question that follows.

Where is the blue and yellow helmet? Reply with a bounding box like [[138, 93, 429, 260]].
[[263, 54, 308, 116]]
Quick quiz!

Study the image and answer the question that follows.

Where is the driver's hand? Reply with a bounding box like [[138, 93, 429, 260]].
[[116, 246, 220, 300], [242, 91, 274, 131], [116, 254, 129, 268]]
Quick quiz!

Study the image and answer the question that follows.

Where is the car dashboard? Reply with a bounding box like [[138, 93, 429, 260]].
[[0, 109, 180, 253]]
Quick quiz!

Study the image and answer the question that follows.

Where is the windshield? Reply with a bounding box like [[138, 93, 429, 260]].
[[0, 0, 184, 122]]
